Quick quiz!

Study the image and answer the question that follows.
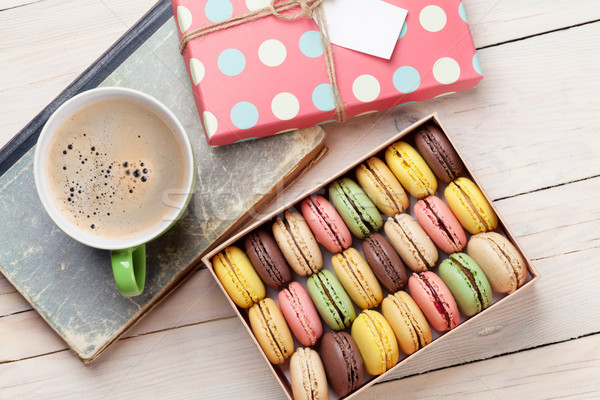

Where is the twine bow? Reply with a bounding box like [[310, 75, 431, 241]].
[[178, 0, 346, 122]]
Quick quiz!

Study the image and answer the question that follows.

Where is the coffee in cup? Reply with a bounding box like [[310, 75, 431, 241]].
[[34, 88, 195, 296]]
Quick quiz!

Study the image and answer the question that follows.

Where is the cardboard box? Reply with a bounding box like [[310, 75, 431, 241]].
[[202, 114, 539, 399], [173, 0, 483, 145]]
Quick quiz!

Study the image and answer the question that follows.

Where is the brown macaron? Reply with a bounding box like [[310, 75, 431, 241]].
[[414, 123, 464, 183], [319, 331, 363, 397], [362, 233, 408, 293], [245, 230, 292, 289]]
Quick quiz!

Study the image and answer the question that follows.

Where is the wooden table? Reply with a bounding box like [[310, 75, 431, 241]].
[[2, 1, 600, 398]]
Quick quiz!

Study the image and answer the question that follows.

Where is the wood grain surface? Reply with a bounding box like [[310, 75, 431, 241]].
[[1, 0, 600, 398]]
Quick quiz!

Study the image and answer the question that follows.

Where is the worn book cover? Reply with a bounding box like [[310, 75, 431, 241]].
[[0, 15, 325, 363]]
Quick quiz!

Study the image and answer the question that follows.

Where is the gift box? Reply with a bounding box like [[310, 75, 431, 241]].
[[173, 0, 483, 146]]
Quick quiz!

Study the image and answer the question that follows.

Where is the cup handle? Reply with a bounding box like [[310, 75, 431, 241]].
[[111, 245, 146, 297]]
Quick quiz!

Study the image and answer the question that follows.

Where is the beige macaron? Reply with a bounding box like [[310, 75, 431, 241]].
[[290, 348, 329, 400], [249, 298, 294, 364], [356, 156, 409, 216], [466, 232, 527, 293], [331, 247, 383, 309], [384, 213, 438, 272], [381, 291, 432, 355], [273, 210, 323, 276]]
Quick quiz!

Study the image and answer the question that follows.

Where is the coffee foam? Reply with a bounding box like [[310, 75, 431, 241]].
[[44, 100, 187, 240]]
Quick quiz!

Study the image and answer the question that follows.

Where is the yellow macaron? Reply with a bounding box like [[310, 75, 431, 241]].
[[356, 156, 409, 216], [381, 291, 432, 355], [444, 177, 498, 234], [351, 310, 399, 375], [212, 246, 265, 308], [332, 247, 383, 309], [385, 141, 437, 199]]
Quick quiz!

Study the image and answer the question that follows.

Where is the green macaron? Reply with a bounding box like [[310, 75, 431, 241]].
[[307, 269, 356, 331], [438, 253, 492, 317], [329, 178, 383, 239]]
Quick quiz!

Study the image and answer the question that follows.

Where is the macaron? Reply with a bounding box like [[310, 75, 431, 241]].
[[278, 282, 323, 346], [467, 232, 528, 293], [212, 246, 265, 308], [438, 253, 492, 317], [307, 269, 356, 331], [356, 156, 409, 216], [300, 195, 352, 253], [331, 247, 383, 309], [385, 141, 437, 198], [444, 177, 498, 234], [384, 213, 438, 272], [414, 195, 467, 254], [249, 298, 294, 364], [329, 177, 383, 239], [351, 309, 399, 375], [362, 233, 408, 293], [290, 348, 328, 400], [408, 272, 460, 332], [414, 123, 465, 183], [244, 230, 292, 289], [381, 291, 432, 355], [273, 210, 323, 276], [319, 332, 363, 397]]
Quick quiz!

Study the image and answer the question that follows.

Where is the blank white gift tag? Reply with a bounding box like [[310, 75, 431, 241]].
[[317, 0, 407, 59]]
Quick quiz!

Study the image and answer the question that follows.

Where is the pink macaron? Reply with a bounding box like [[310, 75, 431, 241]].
[[300, 195, 352, 253], [408, 271, 459, 332], [414, 195, 466, 254], [278, 282, 323, 346]]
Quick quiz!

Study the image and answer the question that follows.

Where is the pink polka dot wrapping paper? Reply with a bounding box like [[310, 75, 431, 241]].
[[172, 0, 483, 146]]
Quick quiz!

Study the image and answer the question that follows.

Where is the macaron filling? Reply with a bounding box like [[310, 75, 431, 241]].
[[420, 129, 457, 181], [221, 253, 257, 303], [364, 311, 394, 369], [314, 274, 348, 328], [389, 147, 431, 194], [453, 182, 491, 231], [283, 285, 319, 344], [487, 235, 525, 285], [423, 198, 462, 250], [338, 252, 378, 307], [257, 301, 287, 360], [363, 162, 403, 212], [295, 349, 319, 399], [389, 295, 428, 349], [249, 233, 286, 287], [419, 273, 451, 328], [334, 333, 361, 392], [308, 197, 347, 250], [393, 216, 431, 267], [281, 217, 318, 274], [365, 236, 405, 289], [454, 260, 485, 309], [339, 183, 378, 233]]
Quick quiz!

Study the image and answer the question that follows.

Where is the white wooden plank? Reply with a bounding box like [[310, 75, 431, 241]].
[[0, 317, 286, 400], [0, 0, 157, 148], [358, 333, 600, 400], [466, 0, 600, 49]]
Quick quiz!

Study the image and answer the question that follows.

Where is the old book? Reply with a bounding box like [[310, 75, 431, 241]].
[[0, 5, 326, 363]]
